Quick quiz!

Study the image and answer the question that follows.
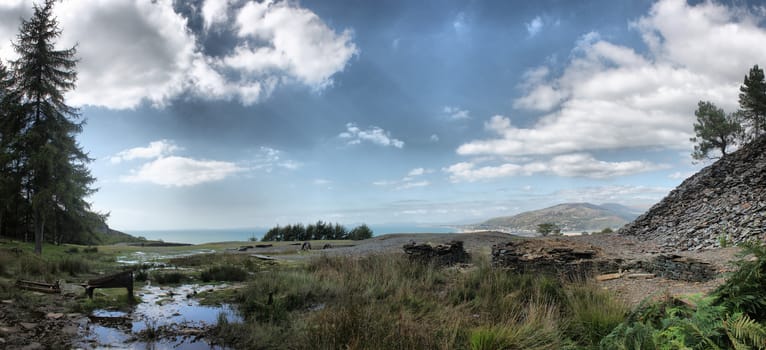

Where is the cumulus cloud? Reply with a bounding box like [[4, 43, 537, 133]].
[[444, 153, 665, 182], [0, 0, 357, 109], [463, 0, 766, 160], [339, 123, 405, 148], [121, 156, 242, 187], [110, 140, 180, 164], [113, 140, 241, 186]]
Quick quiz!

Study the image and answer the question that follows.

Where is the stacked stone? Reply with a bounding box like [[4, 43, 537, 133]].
[[643, 254, 717, 282], [402, 240, 470, 266], [620, 135, 766, 251], [491, 240, 622, 278]]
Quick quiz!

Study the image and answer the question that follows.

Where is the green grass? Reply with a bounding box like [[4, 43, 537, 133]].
[[200, 265, 248, 282]]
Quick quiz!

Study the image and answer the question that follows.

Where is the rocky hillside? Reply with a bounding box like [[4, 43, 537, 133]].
[[476, 203, 640, 233], [619, 135, 766, 251]]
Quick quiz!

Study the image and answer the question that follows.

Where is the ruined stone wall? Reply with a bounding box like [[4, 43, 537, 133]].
[[619, 135, 766, 251]]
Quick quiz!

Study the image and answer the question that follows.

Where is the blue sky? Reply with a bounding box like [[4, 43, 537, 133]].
[[1, 0, 765, 230]]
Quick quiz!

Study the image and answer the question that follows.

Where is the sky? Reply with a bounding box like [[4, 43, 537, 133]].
[[1, 0, 765, 231]]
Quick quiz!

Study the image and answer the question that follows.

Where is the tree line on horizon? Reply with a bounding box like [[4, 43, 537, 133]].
[[691, 64, 766, 160], [0, 1, 101, 253], [261, 221, 373, 241]]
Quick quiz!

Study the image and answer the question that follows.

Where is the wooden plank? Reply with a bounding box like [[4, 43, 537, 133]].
[[595, 273, 623, 282]]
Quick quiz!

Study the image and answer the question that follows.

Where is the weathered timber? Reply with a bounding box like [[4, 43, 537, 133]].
[[82, 270, 134, 300], [15, 280, 61, 294]]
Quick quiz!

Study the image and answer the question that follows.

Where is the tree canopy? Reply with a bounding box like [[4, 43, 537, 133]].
[[739, 64, 766, 140], [690, 101, 741, 160], [0, 0, 99, 253]]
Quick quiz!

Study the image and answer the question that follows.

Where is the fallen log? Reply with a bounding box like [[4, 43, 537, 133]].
[[15, 280, 61, 294]]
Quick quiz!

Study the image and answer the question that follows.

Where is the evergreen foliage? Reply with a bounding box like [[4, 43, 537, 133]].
[[536, 222, 561, 237], [0, 0, 100, 252], [261, 221, 373, 241], [739, 65, 766, 139], [690, 101, 742, 160]]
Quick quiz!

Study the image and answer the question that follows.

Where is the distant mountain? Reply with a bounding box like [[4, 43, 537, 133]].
[[473, 203, 642, 234]]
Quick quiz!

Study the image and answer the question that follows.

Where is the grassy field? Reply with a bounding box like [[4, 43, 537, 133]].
[[3, 237, 766, 349]]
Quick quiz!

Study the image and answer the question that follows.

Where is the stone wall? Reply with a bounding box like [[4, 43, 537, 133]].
[[403, 240, 470, 266], [643, 254, 717, 282], [619, 135, 766, 251], [491, 240, 623, 278]]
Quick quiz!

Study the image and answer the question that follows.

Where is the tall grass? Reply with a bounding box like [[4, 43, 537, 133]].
[[213, 253, 625, 349]]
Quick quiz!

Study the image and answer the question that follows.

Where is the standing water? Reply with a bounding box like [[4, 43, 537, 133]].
[[76, 284, 241, 349]]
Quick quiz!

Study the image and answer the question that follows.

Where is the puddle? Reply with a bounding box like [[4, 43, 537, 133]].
[[76, 284, 241, 349], [116, 249, 216, 265]]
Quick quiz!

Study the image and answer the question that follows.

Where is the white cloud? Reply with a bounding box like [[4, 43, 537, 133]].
[[443, 106, 470, 120], [464, 0, 766, 159], [110, 140, 180, 164], [230, 0, 358, 88], [313, 179, 331, 185], [552, 185, 670, 204], [121, 156, 242, 187], [249, 146, 302, 172], [202, 0, 230, 30], [526, 16, 543, 36], [0, 0, 357, 109], [339, 123, 404, 148], [430, 134, 440, 142], [374, 168, 432, 190], [444, 153, 665, 182]]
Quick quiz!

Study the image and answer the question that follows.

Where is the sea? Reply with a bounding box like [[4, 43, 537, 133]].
[[127, 224, 458, 245]]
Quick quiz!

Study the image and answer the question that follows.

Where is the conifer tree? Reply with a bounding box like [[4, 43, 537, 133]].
[[739, 65, 766, 139], [11, 0, 95, 254], [690, 101, 741, 160]]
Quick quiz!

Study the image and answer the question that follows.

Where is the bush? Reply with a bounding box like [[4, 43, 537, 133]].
[[58, 256, 90, 276], [150, 271, 186, 284], [201, 266, 248, 282]]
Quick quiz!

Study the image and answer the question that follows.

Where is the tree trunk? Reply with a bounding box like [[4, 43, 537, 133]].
[[34, 210, 44, 255]]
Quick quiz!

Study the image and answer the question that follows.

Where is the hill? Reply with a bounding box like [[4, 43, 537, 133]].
[[94, 223, 146, 245], [619, 135, 766, 251], [472, 203, 641, 234]]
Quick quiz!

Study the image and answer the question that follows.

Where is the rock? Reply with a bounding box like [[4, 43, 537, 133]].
[[21, 342, 43, 350], [19, 322, 37, 331], [1, 300, 12, 304], [0, 326, 17, 335], [626, 273, 656, 279], [46, 312, 64, 320]]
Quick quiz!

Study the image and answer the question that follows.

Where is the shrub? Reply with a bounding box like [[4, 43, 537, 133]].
[[83, 246, 98, 253], [150, 271, 186, 284], [65, 247, 80, 254], [714, 240, 766, 320], [201, 266, 248, 282], [58, 256, 90, 276], [565, 283, 628, 347]]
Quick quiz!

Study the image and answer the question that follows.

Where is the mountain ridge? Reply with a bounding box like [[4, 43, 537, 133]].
[[468, 202, 642, 234]]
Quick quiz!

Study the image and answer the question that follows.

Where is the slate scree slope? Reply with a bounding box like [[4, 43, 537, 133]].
[[619, 135, 766, 251]]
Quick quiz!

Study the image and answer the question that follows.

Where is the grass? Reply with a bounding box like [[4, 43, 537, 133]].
[[200, 265, 248, 282], [206, 253, 630, 349]]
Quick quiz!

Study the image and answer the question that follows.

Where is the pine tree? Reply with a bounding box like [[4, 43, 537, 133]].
[[11, 0, 95, 254], [738, 64, 766, 140], [690, 101, 741, 160]]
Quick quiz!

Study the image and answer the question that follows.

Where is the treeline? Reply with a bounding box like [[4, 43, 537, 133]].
[[0, 1, 101, 251], [262, 221, 373, 241], [691, 64, 766, 160]]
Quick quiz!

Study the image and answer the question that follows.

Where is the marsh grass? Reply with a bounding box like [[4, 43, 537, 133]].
[[209, 253, 626, 349], [200, 265, 248, 282]]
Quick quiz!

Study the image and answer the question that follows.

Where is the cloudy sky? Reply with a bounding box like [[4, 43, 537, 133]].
[[1, 0, 764, 231]]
